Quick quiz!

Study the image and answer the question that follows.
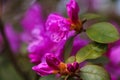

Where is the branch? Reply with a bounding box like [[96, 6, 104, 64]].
[[0, 19, 30, 80], [35, 74, 40, 80]]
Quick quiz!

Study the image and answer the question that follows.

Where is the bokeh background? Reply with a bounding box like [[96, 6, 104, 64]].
[[0, 0, 120, 80]]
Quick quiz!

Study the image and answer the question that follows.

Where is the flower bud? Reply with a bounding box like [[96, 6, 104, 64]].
[[66, 0, 79, 23], [67, 62, 79, 73], [67, 64, 75, 72], [32, 63, 53, 76], [73, 62, 79, 70], [46, 53, 60, 70]]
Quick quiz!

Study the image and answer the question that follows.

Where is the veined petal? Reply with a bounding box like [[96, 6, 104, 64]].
[[46, 14, 71, 42], [29, 53, 42, 64], [27, 34, 55, 64], [5, 24, 21, 53]]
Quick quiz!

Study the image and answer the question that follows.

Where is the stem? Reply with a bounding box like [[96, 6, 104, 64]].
[[0, 46, 6, 54], [0, 19, 30, 80], [35, 74, 40, 80]]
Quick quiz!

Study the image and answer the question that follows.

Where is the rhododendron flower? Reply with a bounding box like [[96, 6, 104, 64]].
[[28, 29, 88, 64], [27, 30, 59, 64], [21, 3, 43, 32], [0, 24, 20, 53], [46, 0, 82, 42], [32, 53, 67, 76], [32, 53, 80, 76], [20, 3, 55, 64], [21, 3, 44, 43], [21, 3, 67, 64], [25, 0, 89, 76], [46, 14, 71, 42], [27, 27, 66, 64], [5, 24, 21, 53]]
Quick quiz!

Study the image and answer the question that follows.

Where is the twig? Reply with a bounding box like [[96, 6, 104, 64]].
[[0, 19, 30, 80], [0, 45, 6, 54], [35, 74, 40, 80]]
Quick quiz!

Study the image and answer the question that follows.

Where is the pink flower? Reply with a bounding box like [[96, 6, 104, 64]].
[[108, 40, 120, 65], [5, 24, 21, 53], [0, 24, 21, 53], [21, 3, 43, 32], [32, 53, 67, 76], [27, 28, 57, 64], [46, 14, 71, 42], [26, 1, 89, 76], [27, 28, 65, 64], [32, 63, 53, 76], [46, 0, 82, 42], [21, 3, 66, 64], [21, 3, 44, 43], [32, 53, 80, 76]]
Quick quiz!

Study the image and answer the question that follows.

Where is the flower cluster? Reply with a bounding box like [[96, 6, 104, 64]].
[[46, 0, 82, 42], [22, 0, 120, 80], [1, 0, 120, 80], [24, 0, 88, 77], [32, 53, 80, 76], [21, 3, 65, 64]]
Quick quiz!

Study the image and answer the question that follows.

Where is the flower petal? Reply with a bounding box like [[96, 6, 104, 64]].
[[32, 63, 53, 76], [46, 14, 71, 42]]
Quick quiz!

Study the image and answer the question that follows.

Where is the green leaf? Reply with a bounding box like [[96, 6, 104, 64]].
[[86, 22, 120, 43], [64, 36, 75, 61], [65, 56, 76, 63], [80, 13, 103, 20], [39, 75, 56, 80], [39, 75, 63, 80], [20, 43, 27, 54], [87, 56, 109, 65], [80, 65, 110, 80], [76, 43, 107, 63]]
